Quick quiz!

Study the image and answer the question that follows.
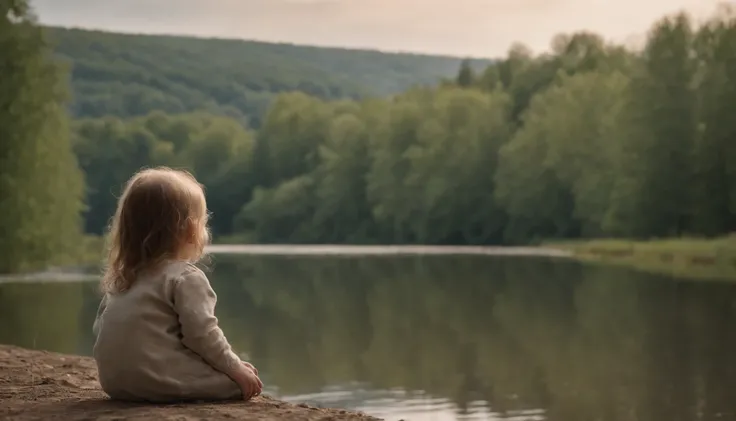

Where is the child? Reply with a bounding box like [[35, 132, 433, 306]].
[[92, 167, 263, 403]]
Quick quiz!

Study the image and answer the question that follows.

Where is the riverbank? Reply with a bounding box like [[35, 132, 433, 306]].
[[205, 244, 572, 257], [550, 237, 736, 282], [0, 345, 379, 421], [72, 236, 573, 265]]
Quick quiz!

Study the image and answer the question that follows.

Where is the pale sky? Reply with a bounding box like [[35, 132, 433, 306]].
[[34, 0, 726, 57]]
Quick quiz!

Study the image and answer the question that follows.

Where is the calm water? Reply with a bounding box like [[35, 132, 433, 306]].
[[2, 255, 736, 421]]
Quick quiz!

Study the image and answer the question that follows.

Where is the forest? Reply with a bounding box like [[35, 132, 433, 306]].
[[2, 0, 736, 273]]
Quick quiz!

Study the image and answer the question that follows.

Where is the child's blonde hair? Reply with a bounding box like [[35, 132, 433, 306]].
[[102, 167, 210, 294]]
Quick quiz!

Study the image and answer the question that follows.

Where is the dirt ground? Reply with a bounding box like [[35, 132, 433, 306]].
[[0, 345, 380, 421]]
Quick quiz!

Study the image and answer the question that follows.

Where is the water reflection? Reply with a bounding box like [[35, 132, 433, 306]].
[[2, 255, 736, 420], [0, 281, 91, 354]]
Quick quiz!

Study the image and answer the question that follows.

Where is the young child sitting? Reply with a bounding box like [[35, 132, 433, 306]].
[[92, 167, 262, 403]]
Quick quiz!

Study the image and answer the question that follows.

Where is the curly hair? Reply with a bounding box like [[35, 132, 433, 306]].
[[101, 167, 210, 294]]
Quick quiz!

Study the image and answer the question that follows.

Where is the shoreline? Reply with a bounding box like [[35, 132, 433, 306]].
[[0, 344, 379, 421], [205, 244, 572, 257], [7, 239, 736, 284], [0, 244, 572, 284]]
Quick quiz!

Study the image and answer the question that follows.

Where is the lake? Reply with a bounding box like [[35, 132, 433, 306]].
[[2, 253, 736, 421]]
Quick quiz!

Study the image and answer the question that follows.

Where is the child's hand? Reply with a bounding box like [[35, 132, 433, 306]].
[[231, 363, 263, 400], [243, 361, 258, 376]]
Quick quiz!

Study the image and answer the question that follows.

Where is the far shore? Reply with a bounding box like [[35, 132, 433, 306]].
[[205, 243, 572, 257], [0, 244, 571, 284]]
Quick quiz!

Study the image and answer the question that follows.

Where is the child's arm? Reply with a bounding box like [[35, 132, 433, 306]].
[[172, 268, 243, 377], [173, 267, 263, 399]]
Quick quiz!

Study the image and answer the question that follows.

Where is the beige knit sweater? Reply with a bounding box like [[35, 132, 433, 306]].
[[93, 261, 243, 402]]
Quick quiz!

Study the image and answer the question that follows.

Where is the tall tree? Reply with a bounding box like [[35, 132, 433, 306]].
[[691, 9, 736, 235], [312, 102, 375, 243], [606, 14, 697, 237], [0, 0, 84, 272], [456, 59, 476, 87]]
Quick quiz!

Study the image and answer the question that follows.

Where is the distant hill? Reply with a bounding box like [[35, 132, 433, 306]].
[[46, 27, 491, 127]]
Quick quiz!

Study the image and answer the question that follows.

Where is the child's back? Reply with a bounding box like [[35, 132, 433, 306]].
[[94, 261, 242, 402], [92, 167, 262, 403]]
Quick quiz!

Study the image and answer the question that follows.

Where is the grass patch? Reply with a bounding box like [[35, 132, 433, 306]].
[[547, 237, 736, 282]]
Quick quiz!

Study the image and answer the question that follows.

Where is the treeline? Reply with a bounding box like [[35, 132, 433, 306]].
[[75, 7, 736, 245], [49, 27, 488, 128]]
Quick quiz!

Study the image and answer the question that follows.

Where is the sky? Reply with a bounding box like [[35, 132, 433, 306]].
[[33, 0, 726, 57]]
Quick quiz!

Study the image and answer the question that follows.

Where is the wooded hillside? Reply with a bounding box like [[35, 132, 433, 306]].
[[48, 27, 490, 127]]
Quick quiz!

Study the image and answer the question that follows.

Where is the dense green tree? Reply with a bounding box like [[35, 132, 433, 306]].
[[496, 71, 629, 241], [0, 1, 84, 273], [311, 102, 376, 243], [237, 175, 317, 243], [486, 43, 557, 124], [253, 93, 335, 186], [73, 116, 166, 234], [691, 9, 736, 235], [367, 87, 511, 244], [456, 59, 476, 87], [606, 14, 697, 238], [363, 92, 427, 243], [73, 112, 254, 235]]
